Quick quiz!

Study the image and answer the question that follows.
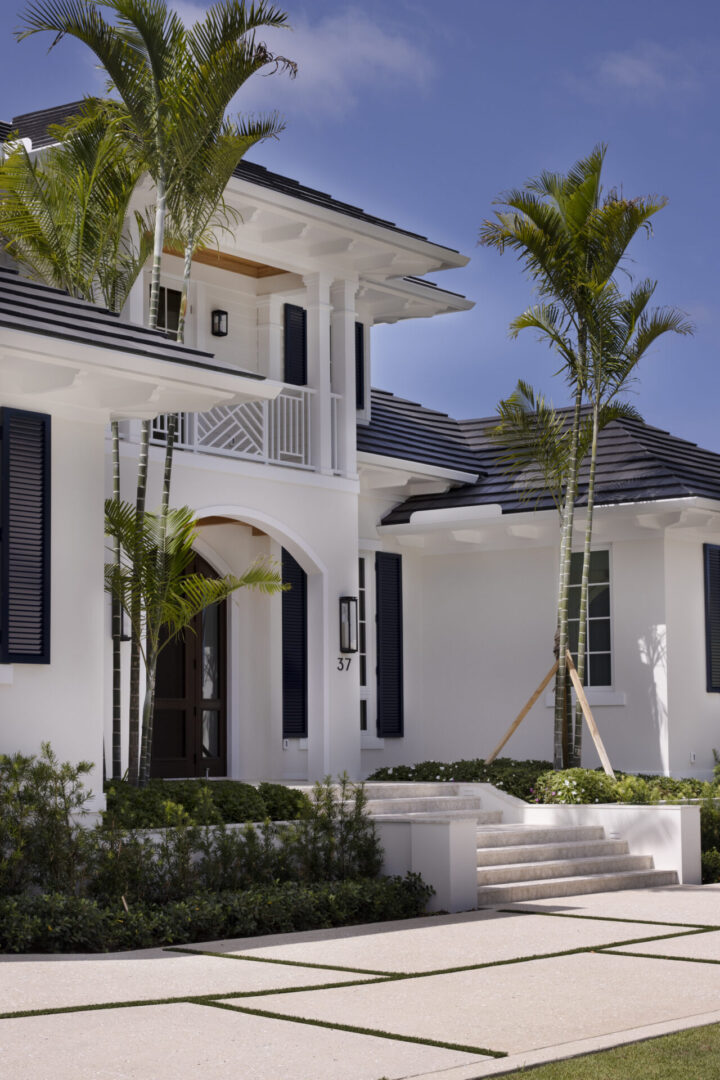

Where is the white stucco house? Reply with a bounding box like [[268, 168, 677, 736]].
[[2, 102, 720, 808]]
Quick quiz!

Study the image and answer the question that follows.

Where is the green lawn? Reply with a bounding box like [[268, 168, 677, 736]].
[[501, 1023, 720, 1078]]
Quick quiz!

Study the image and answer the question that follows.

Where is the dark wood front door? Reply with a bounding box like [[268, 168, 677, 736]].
[[151, 553, 227, 778]]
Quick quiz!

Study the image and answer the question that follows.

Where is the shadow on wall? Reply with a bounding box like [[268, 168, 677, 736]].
[[638, 623, 669, 776]]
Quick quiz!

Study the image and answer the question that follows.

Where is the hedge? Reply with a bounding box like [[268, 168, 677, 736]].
[[0, 875, 433, 953]]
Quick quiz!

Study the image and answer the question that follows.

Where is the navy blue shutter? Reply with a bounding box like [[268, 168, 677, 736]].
[[0, 408, 51, 664], [375, 552, 403, 736], [355, 322, 365, 410], [704, 544, 720, 692], [282, 548, 308, 736], [283, 304, 307, 386]]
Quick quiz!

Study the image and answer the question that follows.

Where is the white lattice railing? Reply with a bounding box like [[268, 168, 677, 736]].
[[148, 385, 334, 471]]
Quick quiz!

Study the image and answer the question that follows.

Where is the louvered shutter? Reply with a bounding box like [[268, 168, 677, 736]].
[[283, 304, 307, 386], [376, 552, 403, 737], [704, 544, 720, 692], [0, 408, 51, 664], [282, 548, 308, 736], [355, 322, 365, 410]]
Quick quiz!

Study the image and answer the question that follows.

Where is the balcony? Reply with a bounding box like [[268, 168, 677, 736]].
[[149, 385, 341, 473]]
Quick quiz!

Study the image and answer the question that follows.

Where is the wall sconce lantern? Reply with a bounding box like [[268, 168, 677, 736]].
[[339, 596, 359, 653], [211, 309, 228, 337]]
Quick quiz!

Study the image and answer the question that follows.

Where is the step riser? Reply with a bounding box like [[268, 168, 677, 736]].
[[476, 826, 605, 847], [361, 783, 468, 799], [476, 869, 679, 905], [476, 840, 629, 865], [477, 855, 653, 886], [366, 797, 485, 814]]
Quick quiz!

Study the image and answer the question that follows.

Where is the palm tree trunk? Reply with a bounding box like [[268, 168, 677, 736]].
[[128, 419, 150, 784], [111, 421, 123, 779], [176, 239, 193, 344], [553, 382, 583, 768], [138, 659, 157, 787], [147, 166, 166, 331], [571, 398, 600, 766]]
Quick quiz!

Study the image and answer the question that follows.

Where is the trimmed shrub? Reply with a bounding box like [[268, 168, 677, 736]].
[[702, 849, 720, 885], [103, 779, 270, 828], [0, 875, 433, 953], [367, 757, 552, 801], [533, 768, 617, 804], [257, 782, 311, 822]]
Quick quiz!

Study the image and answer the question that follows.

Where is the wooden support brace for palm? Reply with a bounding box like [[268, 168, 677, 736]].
[[565, 649, 615, 779], [485, 660, 559, 765]]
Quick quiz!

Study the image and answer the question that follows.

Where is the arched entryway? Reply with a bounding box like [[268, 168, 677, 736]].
[[151, 552, 227, 778]]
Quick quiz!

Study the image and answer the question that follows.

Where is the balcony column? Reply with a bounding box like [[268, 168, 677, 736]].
[[330, 277, 359, 478], [256, 294, 284, 380], [303, 272, 334, 475]]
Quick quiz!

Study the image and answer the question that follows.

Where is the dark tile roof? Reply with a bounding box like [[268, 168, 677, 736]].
[[7, 102, 87, 147], [0, 267, 262, 377], [3, 103, 458, 252], [375, 397, 720, 525], [357, 389, 483, 476]]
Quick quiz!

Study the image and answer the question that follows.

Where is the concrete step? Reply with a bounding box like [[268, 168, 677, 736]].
[[373, 809, 503, 824], [476, 868, 679, 905], [361, 782, 470, 800], [365, 795, 486, 816], [476, 824, 605, 847], [476, 838, 630, 866], [476, 853, 653, 886]]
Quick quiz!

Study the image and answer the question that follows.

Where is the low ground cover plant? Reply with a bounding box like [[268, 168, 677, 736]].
[[367, 757, 552, 801], [0, 746, 431, 952]]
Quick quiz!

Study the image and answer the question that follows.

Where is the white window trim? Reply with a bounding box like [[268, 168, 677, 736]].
[[546, 544, 623, 704]]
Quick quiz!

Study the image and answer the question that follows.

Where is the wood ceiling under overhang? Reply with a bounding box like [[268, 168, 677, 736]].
[[164, 247, 285, 279]]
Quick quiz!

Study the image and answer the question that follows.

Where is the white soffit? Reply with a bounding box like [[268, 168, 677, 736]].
[[0, 326, 282, 420]]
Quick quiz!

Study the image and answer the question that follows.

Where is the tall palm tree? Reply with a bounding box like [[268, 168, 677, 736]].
[[105, 501, 284, 785], [19, 0, 295, 783], [568, 280, 692, 764], [481, 147, 667, 767], [0, 107, 152, 781]]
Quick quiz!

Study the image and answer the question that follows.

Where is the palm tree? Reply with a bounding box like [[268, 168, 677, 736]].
[[481, 147, 668, 767], [492, 380, 640, 759], [19, 0, 295, 782], [0, 106, 152, 781], [568, 280, 692, 764], [105, 501, 284, 785], [0, 108, 151, 309]]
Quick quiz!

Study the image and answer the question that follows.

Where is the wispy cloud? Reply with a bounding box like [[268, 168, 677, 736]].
[[571, 39, 714, 106], [172, 4, 433, 119]]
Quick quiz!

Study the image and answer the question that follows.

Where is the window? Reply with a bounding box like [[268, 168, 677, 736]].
[[355, 322, 365, 411], [153, 286, 181, 334], [568, 550, 611, 686]]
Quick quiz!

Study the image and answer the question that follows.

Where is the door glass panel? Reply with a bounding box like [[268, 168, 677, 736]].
[[201, 709, 220, 758], [202, 604, 220, 700]]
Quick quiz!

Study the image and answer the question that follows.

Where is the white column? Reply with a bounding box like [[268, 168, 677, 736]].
[[330, 278, 359, 478], [303, 272, 334, 475], [256, 294, 284, 380]]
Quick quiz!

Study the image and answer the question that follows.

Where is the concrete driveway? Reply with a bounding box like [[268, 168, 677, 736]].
[[3, 884, 720, 1079]]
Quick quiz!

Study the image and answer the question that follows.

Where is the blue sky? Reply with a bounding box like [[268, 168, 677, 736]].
[[2, 1, 718, 445]]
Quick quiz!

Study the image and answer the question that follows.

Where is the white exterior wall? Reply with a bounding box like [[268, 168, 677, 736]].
[[359, 517, 714, 780], [119, 442, 362, 782], [0, 411, 107, 806], [665, 534, 720, 779]]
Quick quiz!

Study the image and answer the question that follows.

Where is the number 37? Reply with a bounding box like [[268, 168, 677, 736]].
[[337, 657, 352, 671]]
